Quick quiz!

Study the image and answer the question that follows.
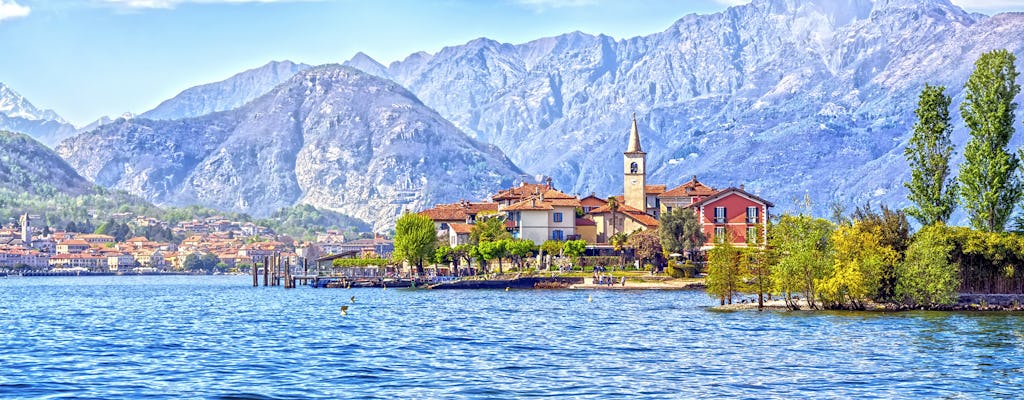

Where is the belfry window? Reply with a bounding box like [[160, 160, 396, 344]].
[[630, 162, 638, 174]]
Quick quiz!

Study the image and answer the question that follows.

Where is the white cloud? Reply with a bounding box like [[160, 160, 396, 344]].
[[0, 0, 30, 22], [99, 0, 315, 9]]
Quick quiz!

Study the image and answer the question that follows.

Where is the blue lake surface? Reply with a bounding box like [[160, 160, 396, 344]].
[[1, 275, 1023, 399]]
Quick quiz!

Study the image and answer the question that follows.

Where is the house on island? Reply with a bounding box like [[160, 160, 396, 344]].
[[588, 114, 773, 251]]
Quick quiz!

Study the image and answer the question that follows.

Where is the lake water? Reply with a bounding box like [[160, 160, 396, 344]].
[[1, 276, 1022, 399]]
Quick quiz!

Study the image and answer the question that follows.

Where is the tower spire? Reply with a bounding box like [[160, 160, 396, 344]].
[[626, 113, 643, 153]]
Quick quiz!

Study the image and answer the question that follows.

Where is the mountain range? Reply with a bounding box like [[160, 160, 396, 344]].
[[57, 65, 523, 231], [343, 0, 1024, 216], [7, 0, 1024, 228]]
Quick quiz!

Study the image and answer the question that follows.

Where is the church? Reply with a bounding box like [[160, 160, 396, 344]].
[[588, 116, 774, 250]]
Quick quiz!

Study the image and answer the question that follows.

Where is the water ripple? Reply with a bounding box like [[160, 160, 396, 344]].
[[2, 275, 1022, 398]]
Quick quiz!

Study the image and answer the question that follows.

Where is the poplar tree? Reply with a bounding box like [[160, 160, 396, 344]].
[[905, 84, 957, 226], [958, 49, 1023, 232]]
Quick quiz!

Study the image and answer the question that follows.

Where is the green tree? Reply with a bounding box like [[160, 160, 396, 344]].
[[470, 216, 511, 244], [850, 204, 910, 301], [896, 224, 960, 306], [959, 49, 1023, 232], [562, 239, 588, 268], [705, 240, 744, 305], [905, 84, 958, 226], [433, 244, 453, 266], [769, 214, 834, 310], [393, 213, 437, 277], [657, 208, 707, 260], [506, 239, 536, 271]]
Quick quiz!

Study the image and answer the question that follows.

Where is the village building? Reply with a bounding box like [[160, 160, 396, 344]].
[[56, 239, 90, 255], [590, 115, 773, 250]]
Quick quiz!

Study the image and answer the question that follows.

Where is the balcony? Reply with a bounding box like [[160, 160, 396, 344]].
[[714, 217, 726, 224]]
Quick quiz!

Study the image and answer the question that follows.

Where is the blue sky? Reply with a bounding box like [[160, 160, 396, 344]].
[[2, 0, 1024, 126]]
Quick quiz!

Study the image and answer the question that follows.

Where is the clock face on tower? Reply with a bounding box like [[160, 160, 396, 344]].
[[631, 179, 637, 184]]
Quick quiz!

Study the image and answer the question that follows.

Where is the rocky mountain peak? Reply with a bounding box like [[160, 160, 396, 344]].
[[0, 82, 65, 123]]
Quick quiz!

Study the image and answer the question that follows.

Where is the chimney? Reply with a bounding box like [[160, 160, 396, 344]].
[[692, 175, 697, 184], [739, 184, 745, 191], [531, 198, 537, 207], [546, 176, 553, 189]]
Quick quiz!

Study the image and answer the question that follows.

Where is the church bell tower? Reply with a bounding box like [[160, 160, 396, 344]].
[[623, 114, 646, 212]]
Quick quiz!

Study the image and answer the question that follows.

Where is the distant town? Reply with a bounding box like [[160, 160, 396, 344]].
[[0, 212, 393, 275]]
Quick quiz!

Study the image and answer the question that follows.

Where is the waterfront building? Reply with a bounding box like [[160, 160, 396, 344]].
[[56, 239, 90, 255]]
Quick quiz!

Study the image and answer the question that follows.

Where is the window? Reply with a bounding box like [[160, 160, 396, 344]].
[[630, 162, 638, 174], [714, 207, 727, 224], [666, 206, 673, 213], [715, 226, 726, 243], [439, 223, 449, 230], [552, 230, 565, 241], [747, 206, 759, 224], [553, 212, 563, 223], [747, 226, 758, 244]]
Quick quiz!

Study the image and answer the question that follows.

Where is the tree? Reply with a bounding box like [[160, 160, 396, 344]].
[[959, 49, 1023, 232], [850, 204, 910, 301], [658, 208, 707, 260], [433, 245, 453, 266], [705, 240, 744, 305], [562, 239, 588, 268], [896, 224, 960, 306], [769, 214, 834, 310], [905, 84, 958, 226], [470, 215, 510, 244], [393, 213, 437, 277], [628, 231, 662, 270], [605, 196, 620, 239], [819, 222, 896, 309], [609, 232, 629, 268], [746, 248, 771, 310], [506, 239, 536, 271]]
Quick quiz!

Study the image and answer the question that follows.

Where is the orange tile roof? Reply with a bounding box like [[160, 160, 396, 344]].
[[58, 239, 89, 246], [579, 195, 608, 208], [575, 218, 596, 226], [691, 187, 775, 208], [661, 176, 718, 198], [419, 201, 499, 221], [503, 198, 555, 211], [492, 183, 552, 201], [448, 223, 474, 234], [588, 202, 659, 228]]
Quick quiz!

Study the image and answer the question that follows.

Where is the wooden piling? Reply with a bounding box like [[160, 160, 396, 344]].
[[252, 260, 258, 287], [262, 258, 269, 287]]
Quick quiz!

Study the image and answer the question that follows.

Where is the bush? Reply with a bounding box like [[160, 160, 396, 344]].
[[896, 224, 960, 306]]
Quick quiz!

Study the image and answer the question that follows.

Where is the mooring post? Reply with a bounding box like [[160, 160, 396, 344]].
[[252, 260, 258, 287], [285, 258, 291, 289], [263, 258, 269, 287]]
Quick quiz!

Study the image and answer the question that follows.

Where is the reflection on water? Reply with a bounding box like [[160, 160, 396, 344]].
[[1, 276, 1022, 398]]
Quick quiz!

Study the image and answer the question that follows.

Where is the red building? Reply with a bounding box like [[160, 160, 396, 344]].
[[689, 187, 774, 250]]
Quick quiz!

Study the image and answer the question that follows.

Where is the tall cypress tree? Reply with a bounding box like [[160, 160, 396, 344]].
[[958, 49, 1023, 232], [905, 84, 957, 226]]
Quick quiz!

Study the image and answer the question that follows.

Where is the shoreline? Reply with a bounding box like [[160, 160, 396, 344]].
[[711, 294, 1024, 312]]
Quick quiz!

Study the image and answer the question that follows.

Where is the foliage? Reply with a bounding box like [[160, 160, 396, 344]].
[[562, 239, 588, 265], [258, 204, 368, 240], [905, 84, 958, 226], [184, 252, 221, 271], [433, 245, 453, 265], [505, 239, 537, 271], [658, 208, 707, 259], [470, 215, 511, 244], [476, 240, 508, 273], [958, 49, 1023, 232], [769, 214, 834, 309], [850, 204, 910, 301], [540, 240, 564, 256], [942, 226, 1024, 294], [896, 224, 960, 306], [393, 213, 437, 275], [819, 222, 896, 309], [705, 240, 744, 305], [332, 257, 389, 268], [580, 256, 622, 268], [627, 231, 662, 268]]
